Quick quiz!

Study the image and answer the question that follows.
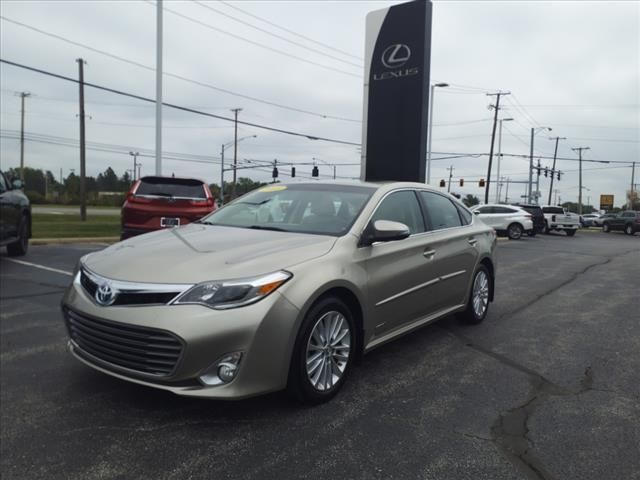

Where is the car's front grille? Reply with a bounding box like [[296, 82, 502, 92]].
[[64, 308, 183, 377], [80, 269, 182, 306]]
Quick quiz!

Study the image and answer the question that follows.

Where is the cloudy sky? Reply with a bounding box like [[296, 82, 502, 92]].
[[1, 0, 638, 207]]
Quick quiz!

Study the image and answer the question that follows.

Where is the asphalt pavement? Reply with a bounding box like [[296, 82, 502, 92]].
[[1, 231, 639, 480]]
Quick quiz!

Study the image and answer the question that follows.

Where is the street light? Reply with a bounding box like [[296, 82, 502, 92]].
[[528, 126, 552, 203], [220, 135, 257, 205], [426, 82, 449, 184], [495, 117, 513, 202], [129, 151, 140, 181]]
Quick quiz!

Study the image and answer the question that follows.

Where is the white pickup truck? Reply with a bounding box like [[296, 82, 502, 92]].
[[541, 206, 580, 236]]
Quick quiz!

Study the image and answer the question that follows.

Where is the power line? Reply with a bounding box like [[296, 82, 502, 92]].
[[0, 16, 361, 122], [0, 59, 361, 146], [218, 0, 361, 61], [191, 1, 363, 68], [144, 1, 361, 79]]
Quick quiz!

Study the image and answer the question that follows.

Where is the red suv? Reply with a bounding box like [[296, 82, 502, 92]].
[[121, 176, 216, 239]]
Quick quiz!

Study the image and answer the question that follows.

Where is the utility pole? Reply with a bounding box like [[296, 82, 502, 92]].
[[18, 92, 31, 181], [333, 165, 337, 180], [485, 91, 510, 204], [220, 143, 225, 206], [76, 58, 87, 222], [59, 167, 63, 185], [155, 0, 163, 176], [535, 159, 542, 205], [505, 177, 510, 203], [137, 163, 142, 180], [129, 151, 139, 181], [631, 162, 636, 209], [447, 165, 454, 193], [572, 146, 590, 215], [426, 82, 449, 184], [547, 136, 565, 205], [528, 126, 552, 203], [230, 107, 242, 198]]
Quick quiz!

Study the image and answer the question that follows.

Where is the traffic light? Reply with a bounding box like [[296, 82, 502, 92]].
[[544, 168, 548, 177], [459, 178, 464, 187], [557, 171, 561, 180], [439, 179, 446, 188], [312, 165, 319, 177], [272, 166, 279, 179], [479, 178, 485, 187], [291, 167, 296, 178]]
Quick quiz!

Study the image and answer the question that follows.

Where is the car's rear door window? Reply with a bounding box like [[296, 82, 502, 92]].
[[135, 177, 206, 199], [419, 191, 462, 231]]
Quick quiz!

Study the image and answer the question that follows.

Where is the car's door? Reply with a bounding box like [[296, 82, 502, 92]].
[[418, 191, 479, 311], [357, 190, 434, 336], [0, 173, 12, 241], [474, 206, 498, 228]]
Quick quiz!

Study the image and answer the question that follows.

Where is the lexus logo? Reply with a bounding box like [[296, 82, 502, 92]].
[[95, 283, 117, 306], [381, 44, 411, 69]]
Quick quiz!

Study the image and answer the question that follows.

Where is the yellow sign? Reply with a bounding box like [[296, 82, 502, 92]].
[[259, 185, 287, 193], [600, 194, 614, 210]]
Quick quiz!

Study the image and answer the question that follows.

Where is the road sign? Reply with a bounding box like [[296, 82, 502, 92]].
[[600, 194, 614, 210]]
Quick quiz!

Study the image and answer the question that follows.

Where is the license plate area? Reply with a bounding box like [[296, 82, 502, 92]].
[[161, 217, 180, 227]]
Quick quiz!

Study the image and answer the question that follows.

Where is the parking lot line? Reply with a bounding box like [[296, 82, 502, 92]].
[[3, 258, 73, 276]]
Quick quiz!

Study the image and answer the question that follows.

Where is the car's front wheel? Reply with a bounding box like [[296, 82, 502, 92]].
[[603, 223, 611, 233], [460, 265, 492, 324], [566, 229, 576, 237], [625, 224, 634, 235], [507, 223, 523, 240], [7, 215, 29, 257], [288, 296, 355, 404]]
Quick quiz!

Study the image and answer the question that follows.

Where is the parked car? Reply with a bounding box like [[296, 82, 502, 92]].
[[580, 213, 600, 227], [513, 203, 545, 234], [62, 181, 497, 404], [592, 213, 617, 227], [470, 204, 534, 240], [602, 211, 640, 235], [541, 206, 580, 236], [121, 176, 216, 239], [0, 171, 31, 256]]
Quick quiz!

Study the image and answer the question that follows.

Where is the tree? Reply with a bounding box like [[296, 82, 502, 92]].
[[626, 190, 639, 210], [462, 194, 480, 208]]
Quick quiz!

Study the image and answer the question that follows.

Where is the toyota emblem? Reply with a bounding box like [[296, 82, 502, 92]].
[[381, 44, 411, 69], [95, 283, 117, 306]]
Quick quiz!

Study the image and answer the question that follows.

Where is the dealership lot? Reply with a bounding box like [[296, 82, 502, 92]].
[[1, 233, 639, 480]]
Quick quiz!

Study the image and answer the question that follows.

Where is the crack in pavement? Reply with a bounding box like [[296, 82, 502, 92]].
[[1, 290, 65, 300]]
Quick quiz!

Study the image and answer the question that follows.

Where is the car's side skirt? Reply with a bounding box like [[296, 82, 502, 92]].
[[364, 303, 465, 353]]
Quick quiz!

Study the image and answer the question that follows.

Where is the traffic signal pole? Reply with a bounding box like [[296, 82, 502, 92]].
[[484, 92, 510, 204]]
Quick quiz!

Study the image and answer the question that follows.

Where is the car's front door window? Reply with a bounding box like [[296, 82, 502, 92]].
[[369, 191, 425, 234]]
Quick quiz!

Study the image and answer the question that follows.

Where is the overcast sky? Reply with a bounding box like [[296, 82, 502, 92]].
[[1, 0, 638, 207]]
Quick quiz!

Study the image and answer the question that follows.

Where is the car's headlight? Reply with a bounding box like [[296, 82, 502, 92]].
[[173, 271, 292, 309]]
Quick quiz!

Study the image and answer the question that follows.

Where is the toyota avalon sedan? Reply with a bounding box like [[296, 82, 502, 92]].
[[62, 181, 497, 404]]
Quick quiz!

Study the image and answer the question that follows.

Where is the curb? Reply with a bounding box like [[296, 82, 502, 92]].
[[31, 237, 119, 245]]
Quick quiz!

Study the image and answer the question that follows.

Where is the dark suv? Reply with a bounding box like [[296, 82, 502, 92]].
[[0, 171, 31, 256], [602, 211, 640, 235], [514, 204, 544, 235]]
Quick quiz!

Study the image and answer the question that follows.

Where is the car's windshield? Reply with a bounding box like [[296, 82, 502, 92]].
[[202, 184, 374, 236]]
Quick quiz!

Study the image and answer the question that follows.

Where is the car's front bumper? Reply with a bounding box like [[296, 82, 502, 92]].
[[61, 279, 300, 399]]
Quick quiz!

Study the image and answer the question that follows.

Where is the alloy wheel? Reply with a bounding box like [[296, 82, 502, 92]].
[[508, 224, 522, 240], [305, 311, 351, 392], [472, 271, 490, 318]]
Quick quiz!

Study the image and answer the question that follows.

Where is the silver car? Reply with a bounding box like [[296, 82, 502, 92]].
[[62, 182, 497, 403]]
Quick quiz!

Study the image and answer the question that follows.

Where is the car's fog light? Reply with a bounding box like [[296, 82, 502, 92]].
[[199, 352, 243, 386]]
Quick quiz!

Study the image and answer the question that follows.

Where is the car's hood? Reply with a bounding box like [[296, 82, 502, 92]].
[[83, 224, 337, 283]]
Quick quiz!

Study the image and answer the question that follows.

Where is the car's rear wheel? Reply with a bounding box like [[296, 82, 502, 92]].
[[7, 215, 29, 257], [288, 296, 354, 404], [460, 265, 491, 324], [625, 224, 634, 235], [566, 229, 576, 237], [507, 223, 523, 240], [603, 223, 610, 233]]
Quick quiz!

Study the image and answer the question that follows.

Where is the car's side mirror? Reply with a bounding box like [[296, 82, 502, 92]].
[[11, 179, 24, 190], [361, 220, 410, 246]]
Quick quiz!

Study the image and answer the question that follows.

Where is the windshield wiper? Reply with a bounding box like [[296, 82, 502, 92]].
[[247, 225, 287, 232], [194, 220, 216, 225]]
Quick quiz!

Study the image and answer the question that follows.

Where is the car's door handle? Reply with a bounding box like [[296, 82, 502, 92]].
[[468, 238, 478, 246], [423, 249, 436, 259]]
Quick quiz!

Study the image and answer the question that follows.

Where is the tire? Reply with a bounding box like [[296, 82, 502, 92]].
[[288, 296, 355, 404], [7, 215, 29, 257], [603, 223, 610, 233], [543, 221, 550, 234], [507, 223, 523, 240], [566, 229, 576, 237], [625, 224, 633, 235], [459, 265, 491, 325]]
